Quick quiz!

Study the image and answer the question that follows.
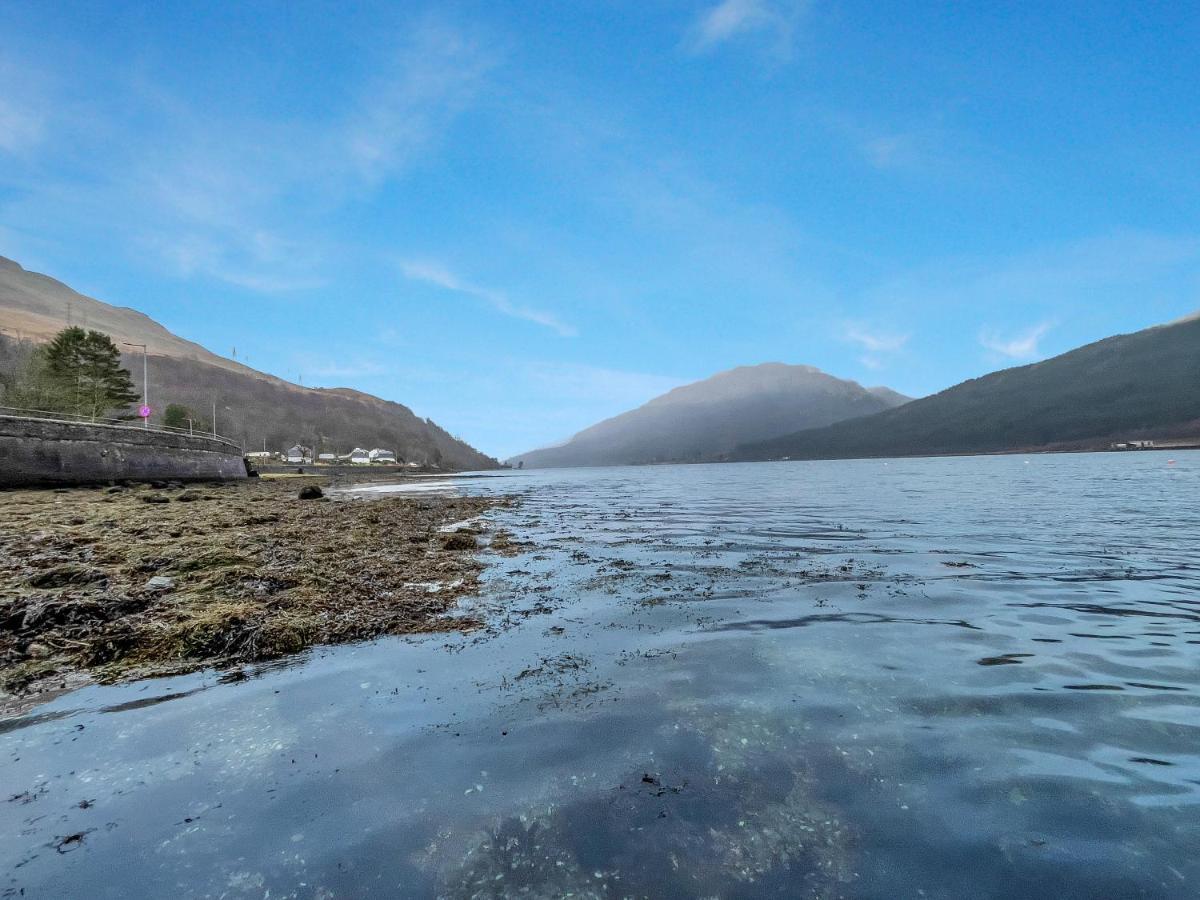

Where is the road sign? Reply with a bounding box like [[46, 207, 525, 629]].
[[138, 405, 152, 419]]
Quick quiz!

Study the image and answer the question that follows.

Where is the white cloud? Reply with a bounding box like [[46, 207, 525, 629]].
[[0, 17, 496, 295], [684, 0, 805, 55], [843, 325, 909, 353], [979, 321, 1054, 360], [345, 19, 494, 183], [858, 231, 1200, 363], [400, 260, 577, 337], [842, 324, 909, 370]]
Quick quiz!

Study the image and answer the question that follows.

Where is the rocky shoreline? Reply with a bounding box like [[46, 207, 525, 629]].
[[0, 478, 516, 711]]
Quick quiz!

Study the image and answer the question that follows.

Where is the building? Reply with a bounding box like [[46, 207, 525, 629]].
[[348, 448, 370, 465], [317, 452, 336, 462], [245, 451, 272, 460], [284, 445, 313, 464], [369, 448, 397, 464]]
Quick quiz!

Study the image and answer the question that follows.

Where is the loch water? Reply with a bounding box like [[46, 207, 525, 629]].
[[2, 454, 1198, 898]]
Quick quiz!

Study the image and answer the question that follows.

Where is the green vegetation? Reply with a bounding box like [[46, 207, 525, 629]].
[[1, 326, 139, 419], [161, 402, 209, 432]]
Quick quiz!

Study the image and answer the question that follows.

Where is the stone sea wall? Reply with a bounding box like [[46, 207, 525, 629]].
[[0, 415, 247, 487]]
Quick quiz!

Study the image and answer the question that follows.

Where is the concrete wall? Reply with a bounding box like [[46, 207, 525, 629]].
[[0, 415, 247, 487]]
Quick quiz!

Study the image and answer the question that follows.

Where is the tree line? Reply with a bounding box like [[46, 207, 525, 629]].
[[0, 326, 140, 420]]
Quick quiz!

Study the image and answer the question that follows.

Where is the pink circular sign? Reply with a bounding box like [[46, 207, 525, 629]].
[[138, 405, 152, 419]]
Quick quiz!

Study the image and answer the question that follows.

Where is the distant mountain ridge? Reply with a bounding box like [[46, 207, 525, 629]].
[[733, 315, 1200, 461], [0, 255, 498, 469], [511, 363, 911, 468]]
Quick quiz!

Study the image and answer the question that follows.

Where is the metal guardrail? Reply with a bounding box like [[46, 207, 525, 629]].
[[0, 406, 243, 451]]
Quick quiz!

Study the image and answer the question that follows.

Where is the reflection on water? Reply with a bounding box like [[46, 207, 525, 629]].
[[2, 454, 1199, 898]]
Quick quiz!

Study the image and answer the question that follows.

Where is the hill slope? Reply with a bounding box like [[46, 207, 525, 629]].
[[0, 256, 497, 469], [734, 316, 1200, 461], [511, 363, 910, 468]]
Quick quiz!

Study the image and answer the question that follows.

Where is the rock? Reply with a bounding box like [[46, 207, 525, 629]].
[[141, 494, 170, 504], [25, 642, 52, 659], [106, 485, 126, 494], [441, 532, 476, 551], [175, 490, 205, 502], [145, 576, 176, 592], [298, 485, 323, 500]]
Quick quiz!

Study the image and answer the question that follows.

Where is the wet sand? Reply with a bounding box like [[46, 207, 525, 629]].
[[0, 478, 515, 709]]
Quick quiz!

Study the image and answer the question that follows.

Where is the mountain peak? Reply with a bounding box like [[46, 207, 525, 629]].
[[512, 362, 907, 467]]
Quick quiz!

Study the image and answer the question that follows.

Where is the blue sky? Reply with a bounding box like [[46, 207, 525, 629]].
[[1, 1, 1198, 458]]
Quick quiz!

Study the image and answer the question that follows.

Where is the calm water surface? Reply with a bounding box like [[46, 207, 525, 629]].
[[3, 455, 1198, 898]]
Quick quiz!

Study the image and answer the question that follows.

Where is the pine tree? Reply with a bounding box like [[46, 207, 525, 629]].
[[42, 327, 140, 419]]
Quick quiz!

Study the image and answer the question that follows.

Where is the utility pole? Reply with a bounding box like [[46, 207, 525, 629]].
[[123, 342, 148, 428], [212, 400, 217, 438]]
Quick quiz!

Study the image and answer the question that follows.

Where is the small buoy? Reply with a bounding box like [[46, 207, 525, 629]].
[[1168, 459, 1176, 465]]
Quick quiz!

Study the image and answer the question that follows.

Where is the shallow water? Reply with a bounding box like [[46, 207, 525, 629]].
[[3, 454, 1199, 898]]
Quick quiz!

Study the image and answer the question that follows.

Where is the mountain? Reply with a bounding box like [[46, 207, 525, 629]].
[[734, 315, 1200, 461], [511, 363, 911, 468], [0, 255, 498, 469], [866, 386, 911, 407]]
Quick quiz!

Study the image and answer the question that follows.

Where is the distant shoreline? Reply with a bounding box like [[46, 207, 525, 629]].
[[514, 442, 1200, 471]]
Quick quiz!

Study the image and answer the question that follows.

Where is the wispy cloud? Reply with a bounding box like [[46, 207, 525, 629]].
[[684, 0, 805, 56], [345, 18, 495, 183], [843, 325, 909, 353], [842, 324, 909, 370], [400, 260, 577, 337], [979, 321, 1054, 360], [0, 16, 496, 294]]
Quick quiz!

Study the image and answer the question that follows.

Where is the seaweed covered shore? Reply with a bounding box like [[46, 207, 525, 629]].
[[0, 478, 513, 706]]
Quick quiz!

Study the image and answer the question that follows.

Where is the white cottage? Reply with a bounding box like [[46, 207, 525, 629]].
[[284, 445, 312, 464], [349, 448, 370, 465], [369, 448, 397, 464]]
